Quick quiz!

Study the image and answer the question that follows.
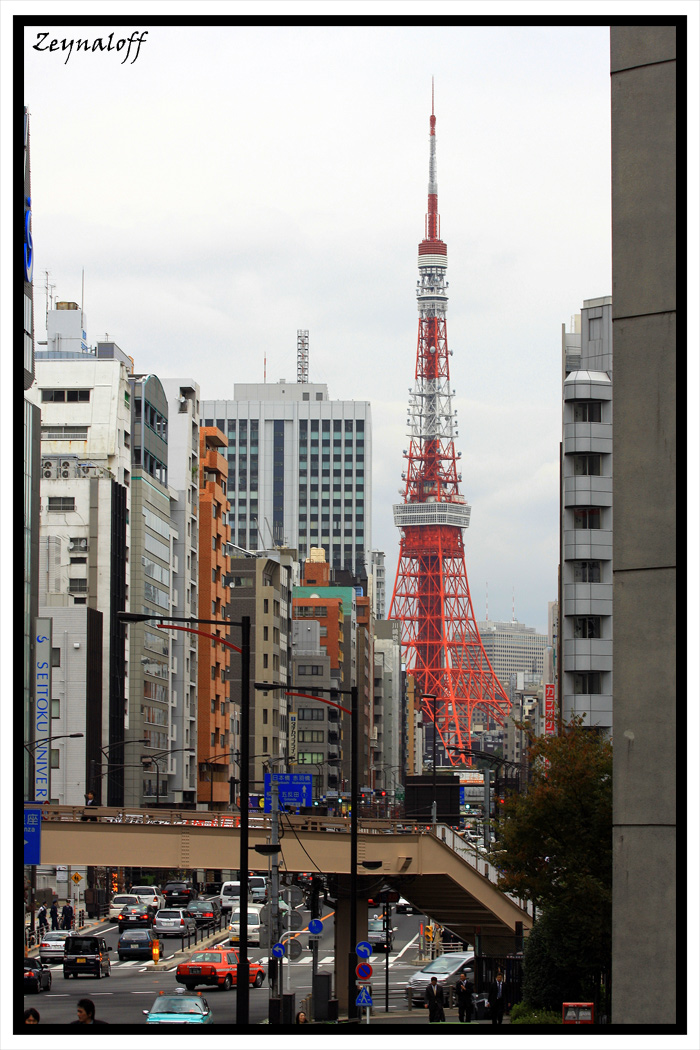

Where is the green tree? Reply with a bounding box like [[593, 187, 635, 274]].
[[494, 718, 612, 993]]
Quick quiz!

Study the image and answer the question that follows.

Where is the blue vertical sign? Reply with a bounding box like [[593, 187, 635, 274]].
[[24, 808, 42, 865], [34, 620, 53, 802]]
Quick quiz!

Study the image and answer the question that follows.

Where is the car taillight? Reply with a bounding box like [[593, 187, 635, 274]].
[[118, 914, 124, 920], [180, 918, 185, 925]]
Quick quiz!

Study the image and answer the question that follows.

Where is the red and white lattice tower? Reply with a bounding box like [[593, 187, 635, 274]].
[[388, 90, 511, 763]]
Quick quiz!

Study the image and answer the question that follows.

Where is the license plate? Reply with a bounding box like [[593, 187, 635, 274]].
[[190, 967, 201, 974], [131, 944, 140, 948], [77, 957, 86, 963]]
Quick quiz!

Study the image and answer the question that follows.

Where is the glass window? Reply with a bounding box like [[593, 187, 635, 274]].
[[573, 454, 602, 476]]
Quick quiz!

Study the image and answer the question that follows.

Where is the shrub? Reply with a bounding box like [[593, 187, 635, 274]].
[[510, 1002, 562, 1025]]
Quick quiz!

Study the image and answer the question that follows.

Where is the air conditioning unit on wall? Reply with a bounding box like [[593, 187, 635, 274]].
[[42, 459, 57, 479]]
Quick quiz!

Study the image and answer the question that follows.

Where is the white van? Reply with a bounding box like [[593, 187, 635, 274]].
[[229, 905, 264, 945], [220, 881, 248, 913]]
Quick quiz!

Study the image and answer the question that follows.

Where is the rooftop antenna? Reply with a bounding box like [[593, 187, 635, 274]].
[[486, 581, 488, 622], [264, 351, 267, 384], [81, 267, 85, 334], [512, 585, 516, 624], [297, 329, 309, 384]]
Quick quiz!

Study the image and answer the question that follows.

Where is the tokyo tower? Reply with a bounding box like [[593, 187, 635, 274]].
[[388, 89, 511, 763]]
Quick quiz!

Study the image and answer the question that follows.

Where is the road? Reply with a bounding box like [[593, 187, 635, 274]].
[[24, 907, 428, 1024]]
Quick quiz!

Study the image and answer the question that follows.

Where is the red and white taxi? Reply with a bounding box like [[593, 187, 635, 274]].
[[176, 948, 266, 991]]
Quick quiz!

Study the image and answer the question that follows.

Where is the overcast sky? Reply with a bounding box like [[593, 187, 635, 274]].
[[16, 17, 621, 634]]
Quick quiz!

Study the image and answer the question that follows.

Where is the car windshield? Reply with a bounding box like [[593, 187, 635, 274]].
[[157, 911, 181, 918], [152, 997, 205, 1015], [65, 939, 100, 953], [422, 955, 470, 974], [120, 930, 149, 939], [231, 912, 260, 923], [368, 920, 384, 932], [190, 952, 225, 963], [114, 896, 138, 905], [42, 933, 66, 942]]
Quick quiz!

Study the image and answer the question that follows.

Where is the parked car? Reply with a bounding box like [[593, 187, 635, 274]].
[[163, 882, 197, 907], [62, 934, 111, 979], [367, 916, 393, 953], [117, 928, 158, 961], [228, 906, 263, 946], [108, 893, 140, 921], [117, 903, 157, 932], [144, 989, 213, 1025], [154, 908, 197, 938], [396, 897, 421, 915], [186, 899, 222, 927], [38, 930, 70, 963], [405, 951, 474, 1005], [176, 947, 265, 991], [130, 885, 164, 910], [24, 957, 52, 993]]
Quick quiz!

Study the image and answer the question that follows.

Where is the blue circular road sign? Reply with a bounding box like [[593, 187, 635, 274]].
[[308, 919, 323, 935], [356, 940, 373, 958], [272, 942, 286, 958]]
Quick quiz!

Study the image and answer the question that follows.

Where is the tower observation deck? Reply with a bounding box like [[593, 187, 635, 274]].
[[389, 90, 511, 761]]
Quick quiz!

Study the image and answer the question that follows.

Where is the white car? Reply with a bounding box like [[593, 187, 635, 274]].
[[131, 885, 165, 910], [108, 894, 140, 921]]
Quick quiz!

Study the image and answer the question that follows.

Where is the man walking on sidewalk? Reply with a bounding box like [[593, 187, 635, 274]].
[[488, 971, 507, 1025], [456, 971, 473, 1022], [425, 976, 446, 1022]]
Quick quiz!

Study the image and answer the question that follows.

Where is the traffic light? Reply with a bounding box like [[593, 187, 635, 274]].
[[380, 790, 386, 797]]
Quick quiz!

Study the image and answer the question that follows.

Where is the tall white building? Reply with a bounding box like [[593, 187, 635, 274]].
[[560, 297, 613, 733], [161, 379, 201, 805], [476, 619, 548, 697], [29, 328, 133, 804], [202, 380, 371, 575]]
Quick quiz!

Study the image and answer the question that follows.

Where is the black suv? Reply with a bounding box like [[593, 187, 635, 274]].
[[63, 934, 111, 979], [163, 882, 197, 907]]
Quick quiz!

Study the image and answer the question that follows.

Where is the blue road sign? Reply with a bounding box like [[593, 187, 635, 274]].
[[24, 808, 41, 865], [356, 940, 373, 958], [356, 986, 373, 1007], [308, 919, 323, 935], [264, 773, 313, 813], [272, 942, 286, 959]]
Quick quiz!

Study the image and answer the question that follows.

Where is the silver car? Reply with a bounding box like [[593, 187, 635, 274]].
[[405, 951, 475, 1004], [154, 908, 196, 938], [38, 930, 69, 963]]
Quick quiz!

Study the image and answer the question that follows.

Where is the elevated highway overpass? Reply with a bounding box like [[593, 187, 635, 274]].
[[28, 805, 532, 1007]]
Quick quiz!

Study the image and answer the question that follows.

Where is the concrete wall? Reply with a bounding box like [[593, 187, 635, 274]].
[[610, 24, 676, 1025]]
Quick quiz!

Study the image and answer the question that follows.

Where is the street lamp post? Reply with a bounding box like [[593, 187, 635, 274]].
[[140, 747, 195, 806], [117, 610, 252, 1027], [92, 737, 149, 801]]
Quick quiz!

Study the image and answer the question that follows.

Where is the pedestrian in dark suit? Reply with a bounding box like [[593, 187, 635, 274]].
[[425, 976, 446, 1022], [50, 902, 59, 930], [61, 900, 74, 930], [488, 971, 507, 1024], [456, 971, 473, 1022]]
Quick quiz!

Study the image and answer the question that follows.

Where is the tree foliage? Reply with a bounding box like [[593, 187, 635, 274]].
[[493, 718, 612, 980]]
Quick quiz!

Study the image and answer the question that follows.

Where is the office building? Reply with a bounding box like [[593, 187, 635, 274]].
[[196, 426, 232, 808], [29, 331, 132, 803], [560, 297, 614, 734], [201, 378, 371, 575], [126, 372, 180, 806], [476, 619, 548, 699], [162, 379, 202, 805]]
